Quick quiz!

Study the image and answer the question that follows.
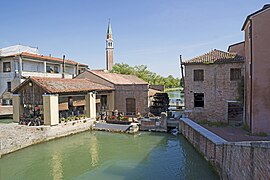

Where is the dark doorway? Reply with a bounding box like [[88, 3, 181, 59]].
[[101, 95, 107, 110], [228, 102, 243, 126], [126, 98, 136, 116], [194, 93, 204, 107]]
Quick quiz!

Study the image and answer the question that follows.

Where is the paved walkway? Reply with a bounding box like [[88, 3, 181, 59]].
[[94, 123, 131, 132], [203, 125, 270, 142]]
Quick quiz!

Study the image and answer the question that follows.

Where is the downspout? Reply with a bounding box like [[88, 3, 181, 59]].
[[243, 56, 246, 125], [249, 19, 253, 131]]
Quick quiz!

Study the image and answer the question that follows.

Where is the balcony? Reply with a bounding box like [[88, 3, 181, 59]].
[[21, 71, 73, 79]]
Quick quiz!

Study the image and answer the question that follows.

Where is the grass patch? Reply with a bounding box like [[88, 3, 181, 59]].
[[242, 123, 250, 131], [247, 132, 268, 137], [165, 87, 183, 92], [198, 120, 228, 127], [0, 118, 13, 124]]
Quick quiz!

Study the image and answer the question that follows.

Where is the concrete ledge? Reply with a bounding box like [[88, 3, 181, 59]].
[[0, 118, 95, 158], [181, 118, 227, 144]]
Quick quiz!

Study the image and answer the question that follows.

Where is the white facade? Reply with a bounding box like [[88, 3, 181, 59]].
[[0, 45, 88, 105], [0, 45, 39, 56]]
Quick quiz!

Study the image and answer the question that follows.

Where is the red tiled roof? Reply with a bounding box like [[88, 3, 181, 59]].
[[183, 49, 244, 65], [1, 52, 88, 67], [13, 77, 114, 94], [89, 70, 148, 85]]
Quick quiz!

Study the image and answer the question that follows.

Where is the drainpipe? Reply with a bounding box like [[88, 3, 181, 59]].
[[249, 19, 253, 132], [243, 57, 246, 125]]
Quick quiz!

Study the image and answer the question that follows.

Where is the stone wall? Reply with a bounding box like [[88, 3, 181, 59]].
[[0, 119, 94, 157], [180, 118, 270, 179], [115, 84, 149, 115], [184, 63, 243, 122]]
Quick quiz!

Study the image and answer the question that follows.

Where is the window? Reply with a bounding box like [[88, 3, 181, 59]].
[[54, 66, 59, 73], [7, 82, 11, 92], [46, 66, 53, 73], [194, 69, 204, 81], [3, 62, 11, 72], [194, 93, 204, 107], [126, 98, 136, 116], [230, 68, 241, 81]]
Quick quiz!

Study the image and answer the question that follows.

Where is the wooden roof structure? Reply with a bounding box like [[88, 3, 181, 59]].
[[13, 77, 114, 94]]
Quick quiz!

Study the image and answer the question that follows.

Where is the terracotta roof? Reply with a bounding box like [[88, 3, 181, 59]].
[[13, 77, 114, 94], [183, 49, 244, 65], [89, 70, 148, 85], [1, 52, 88, 67]]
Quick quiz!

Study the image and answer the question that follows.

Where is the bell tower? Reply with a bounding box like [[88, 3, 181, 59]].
[[106, 19, 114, 71]]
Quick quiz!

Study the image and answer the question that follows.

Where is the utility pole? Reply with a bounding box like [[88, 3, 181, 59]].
[[179, 55, 185, 89]]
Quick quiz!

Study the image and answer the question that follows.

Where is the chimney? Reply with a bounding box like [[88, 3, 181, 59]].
[[62, 55, 65, 78]]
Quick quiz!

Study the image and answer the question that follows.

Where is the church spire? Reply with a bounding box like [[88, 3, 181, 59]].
[[106, 19, 114, 71], [107, 19, 112, 35]]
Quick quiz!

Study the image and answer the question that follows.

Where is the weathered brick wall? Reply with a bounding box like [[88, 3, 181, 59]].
[[180, 118, 270, 179], [184, 63, 243, 122], [114, 84, 148, 115]]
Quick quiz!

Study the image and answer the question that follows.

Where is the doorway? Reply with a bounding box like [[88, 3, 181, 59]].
[[126, 98, 136, 116]]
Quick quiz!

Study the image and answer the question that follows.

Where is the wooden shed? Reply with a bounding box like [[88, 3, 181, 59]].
[[12, 77, 114, 125]]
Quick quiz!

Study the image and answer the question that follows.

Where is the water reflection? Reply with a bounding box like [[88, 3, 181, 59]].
[[51, 151, 63, 180], [89, 134, 99, 167]]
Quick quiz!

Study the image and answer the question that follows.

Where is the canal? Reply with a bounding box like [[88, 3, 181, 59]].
[[0, 131, 218, 179]]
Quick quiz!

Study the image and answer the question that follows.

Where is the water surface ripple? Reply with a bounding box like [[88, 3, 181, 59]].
[[0, 131, 219, 180]]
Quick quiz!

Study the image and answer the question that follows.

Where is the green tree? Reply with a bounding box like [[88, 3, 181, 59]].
[[111, 63, 181, 88]]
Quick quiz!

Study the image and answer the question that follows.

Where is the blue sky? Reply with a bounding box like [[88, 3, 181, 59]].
[[0, 0, 269, 77]]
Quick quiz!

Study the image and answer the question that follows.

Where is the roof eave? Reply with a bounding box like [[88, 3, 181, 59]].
[[183, 61, 244, 65], [241, 5, 270, 31]]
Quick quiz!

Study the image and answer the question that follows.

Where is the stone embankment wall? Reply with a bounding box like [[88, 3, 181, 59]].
[[0, 119, 94, 157], [180, 118, 270, 180]]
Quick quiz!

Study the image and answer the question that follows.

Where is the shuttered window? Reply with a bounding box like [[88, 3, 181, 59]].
[[230, 68, 241, 81], [194, 69, 204, 81]]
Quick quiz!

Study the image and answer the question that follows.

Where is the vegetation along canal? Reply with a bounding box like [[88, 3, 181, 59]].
[[0, 131, 218, 179]]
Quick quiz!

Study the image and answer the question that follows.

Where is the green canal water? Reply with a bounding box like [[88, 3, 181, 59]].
[[0, 118, 13, 124], [0, 131, 218, 180]]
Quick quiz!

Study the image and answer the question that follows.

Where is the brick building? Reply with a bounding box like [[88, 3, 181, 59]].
[[76, 70, 149, 116], [183, 49, 244, 123], [242, 4, 270, 134]]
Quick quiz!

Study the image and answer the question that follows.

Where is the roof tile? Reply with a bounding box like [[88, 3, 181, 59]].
[[90, 70, 148, 85], [14, 77, 114, 94], [183, 49, 244, 65]]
